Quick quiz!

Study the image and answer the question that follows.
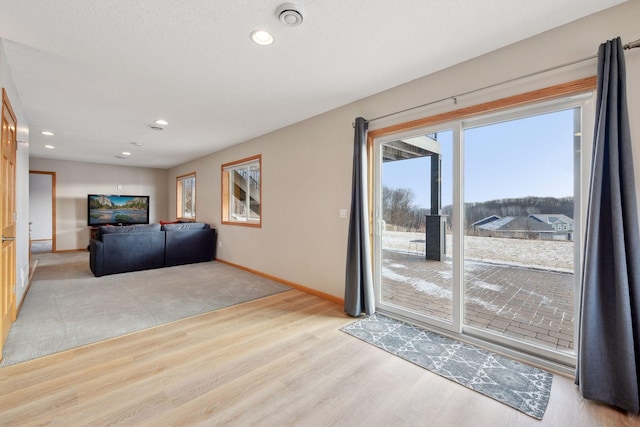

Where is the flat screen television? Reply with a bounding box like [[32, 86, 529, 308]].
[[87, 194, 150, 226]]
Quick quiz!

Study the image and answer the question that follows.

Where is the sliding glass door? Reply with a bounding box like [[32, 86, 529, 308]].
[[461, 107, 582, 358], [373, 93, 593, 364], [375, 129, 457, 331]]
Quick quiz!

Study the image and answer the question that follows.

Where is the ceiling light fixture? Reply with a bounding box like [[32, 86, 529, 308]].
[[155, 119, 168, 126], [251, 30, 274, 46], [276, 3, 303, 26], [41, 131, 55, 136], [44, 144, 55, 149], [122, 151, 131, 156]]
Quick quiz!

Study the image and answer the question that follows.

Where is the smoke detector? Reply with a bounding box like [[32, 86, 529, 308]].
[[276, 3, 303, 27]]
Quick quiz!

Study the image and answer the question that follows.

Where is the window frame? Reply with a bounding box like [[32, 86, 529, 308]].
[[221, 154, 262, 227], [176, 172, 196, 221]]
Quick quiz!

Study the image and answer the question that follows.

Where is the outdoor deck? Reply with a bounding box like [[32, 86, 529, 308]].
[[381, 249, 575, 354]]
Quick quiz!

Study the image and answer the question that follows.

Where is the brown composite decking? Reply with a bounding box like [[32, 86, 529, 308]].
[[381, 249, 574, 353]]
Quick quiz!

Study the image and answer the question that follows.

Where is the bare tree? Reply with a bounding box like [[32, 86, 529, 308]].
[[383, 186, 416, 230]]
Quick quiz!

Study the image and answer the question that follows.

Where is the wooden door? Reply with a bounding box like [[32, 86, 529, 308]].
[[1, 89, 17, 360]]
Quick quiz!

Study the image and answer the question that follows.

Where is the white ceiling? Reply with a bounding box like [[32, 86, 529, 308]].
[[0, 0, 626, 169]]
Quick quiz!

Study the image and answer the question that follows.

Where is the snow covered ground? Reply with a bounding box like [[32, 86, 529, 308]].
[[382, 231, 573, 272]]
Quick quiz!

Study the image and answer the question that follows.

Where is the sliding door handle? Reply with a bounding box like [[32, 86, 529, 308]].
[[2, 236, 15, 242]]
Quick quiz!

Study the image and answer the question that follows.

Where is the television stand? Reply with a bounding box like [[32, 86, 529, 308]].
[[87, 226, 99, 250], [89, 226, 99, 241]]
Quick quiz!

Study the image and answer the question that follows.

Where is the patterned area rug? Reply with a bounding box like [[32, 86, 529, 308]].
[[341, 314, 552, 419]]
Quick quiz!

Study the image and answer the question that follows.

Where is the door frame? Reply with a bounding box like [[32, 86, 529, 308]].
[[28, 171, 57, 253], [1, 88, 18, 360]]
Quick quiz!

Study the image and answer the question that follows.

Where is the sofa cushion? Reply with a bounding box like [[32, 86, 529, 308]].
[[161, 222, 209, 231], [164, 228, 216, 266], [99, 231, 166, 276], [99, 223, 161, 235]]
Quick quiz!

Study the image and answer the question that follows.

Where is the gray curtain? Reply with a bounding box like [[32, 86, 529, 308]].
[[344, 117, 375, 317], [576, 37, 640, 413]]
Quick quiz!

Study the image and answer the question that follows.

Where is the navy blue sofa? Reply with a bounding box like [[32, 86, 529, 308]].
[[89, 222, 217, 277]]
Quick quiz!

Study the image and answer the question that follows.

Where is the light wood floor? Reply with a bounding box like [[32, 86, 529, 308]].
[[0, 289, 637, 426]]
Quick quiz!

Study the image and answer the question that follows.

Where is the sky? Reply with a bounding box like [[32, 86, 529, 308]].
[[96, 195, 145, 207], [382, 108, 577, 209]]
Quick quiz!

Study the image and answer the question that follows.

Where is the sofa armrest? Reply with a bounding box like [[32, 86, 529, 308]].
[[89, 238, 104, 277]]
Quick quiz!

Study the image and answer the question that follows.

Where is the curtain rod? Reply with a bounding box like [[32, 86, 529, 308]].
[[624, 38, 640, 50], [359, 37, 640, 127]]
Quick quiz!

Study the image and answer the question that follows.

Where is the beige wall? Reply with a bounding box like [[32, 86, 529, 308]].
[[168, 1, 640, 301], [169, 106, 356, 299], [29, 158, 168, 251], [1, 40, 30, 305]]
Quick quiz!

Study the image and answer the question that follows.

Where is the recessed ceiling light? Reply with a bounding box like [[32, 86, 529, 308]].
[[251, 30, 274, 46], [155, 119, 168, 126], [41, 131, 55, 136], [44, 144, 55, 149], [122, 151, 131, 156]]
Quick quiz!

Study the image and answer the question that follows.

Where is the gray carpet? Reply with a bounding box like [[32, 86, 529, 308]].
[[341, 314, 552, 419], [1, 252, 291, 367]]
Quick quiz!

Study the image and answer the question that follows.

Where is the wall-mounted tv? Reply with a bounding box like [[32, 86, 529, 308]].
[[88, 194, 150, 226]]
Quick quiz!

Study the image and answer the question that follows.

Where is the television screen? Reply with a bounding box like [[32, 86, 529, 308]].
[[88, 194, 150, 226]]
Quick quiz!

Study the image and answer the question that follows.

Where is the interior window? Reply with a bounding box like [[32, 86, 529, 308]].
[[177, 172, 196, 220], [221, 155, 261, 227]]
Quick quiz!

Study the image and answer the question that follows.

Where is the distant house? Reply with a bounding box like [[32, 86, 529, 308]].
[[529, 214, 574, 240], [472, 214, 573, 240], [471, 215, 501, 228]]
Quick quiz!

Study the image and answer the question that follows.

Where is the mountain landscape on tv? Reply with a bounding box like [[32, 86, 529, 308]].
[[88, 195, 149, 226]]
